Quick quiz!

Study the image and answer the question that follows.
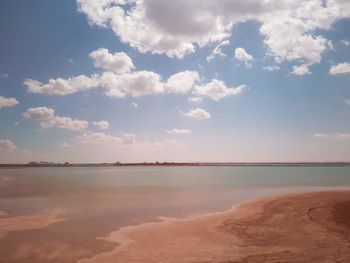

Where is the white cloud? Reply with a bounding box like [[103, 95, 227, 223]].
[[101, 71, 164, 97], [0, 139, 18, 151], [166, 129, 192, 135], [181, 108, 211, 120], [90, 48, 134, 73], [22, 46, 236, 100], [260, 18, 331, 65], [341, 39, 350, 46], [292, 64, 311, 76], [165, 71, 199, 94], [314, 133, 350, 140], [207, 40, 230, 62], [78, 132, 136, 145], [131, 102, 138, 108], [234, 47, 254, 68], [345, 100, 350, 106], [0, 96, 19, 109], [23, 107, 88, 131], [24, 75, 100, 96], [329, 62, 350, 75], [78, 0, 229, 58], [77, 0, 350, 65], [263, 65, 280, 71], [92, 120, 109, 129], [23, 107, 55, 120], [40, 117, 88, 131], [101, 69, 200, 97], [78, 132, 116, 145], [195, 79, 247, 101], [188, 97, 203, 103]]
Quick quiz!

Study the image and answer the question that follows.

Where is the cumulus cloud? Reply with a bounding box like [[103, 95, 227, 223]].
[[24, 47, 166, 98], [101, 71, 164, 97], [89, 48, 134, 73], [77, 0, 349, 65], [78, 0, 227, 58], [292, 64, 311, 75], [23, 107, 55, 120], [22, 47, 228, 100], [78, 132, 115, 145], [166, 129, 192, 135], [207, 40, 230, 62], [24, 75, 100, 96], [164, 71, 199, 94], [314, 133, 350, 140], [23, 107, 88, 131], [92, 120, 109, 129], [260, 18, 331, 65], [131, 102, 138, 108], [0, 139, 18, 151], [341, 39, 350, 46], [329, 62, 350, 75], [0, 96, 19, 109], [101, 69, 200, 97], [195, 79, 247, 101], [234, 47, 254, 68], [263, 65, 280, 71], [40, 117, 88, 130], [78, 132, 136, 145], [181, 108, 211, 120]]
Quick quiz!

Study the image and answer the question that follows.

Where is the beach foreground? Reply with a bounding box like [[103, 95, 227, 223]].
[[79, 190, 350, 263]]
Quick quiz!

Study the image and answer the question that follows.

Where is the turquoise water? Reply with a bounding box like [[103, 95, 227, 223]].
[[1, 166, 350, 218], [0, 166, 350, 263], [2, 166, 350, 187]]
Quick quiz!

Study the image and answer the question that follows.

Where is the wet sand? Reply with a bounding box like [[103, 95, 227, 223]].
[[0, 211, 65, 239], [79, 190, 350, 263]]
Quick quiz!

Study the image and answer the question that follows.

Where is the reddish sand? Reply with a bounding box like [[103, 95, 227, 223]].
[[0, 212, 65, 239], [78, 191, 350, 263]]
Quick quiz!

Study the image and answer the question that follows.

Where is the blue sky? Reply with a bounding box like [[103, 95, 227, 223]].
[[0, 0, 350, 163]]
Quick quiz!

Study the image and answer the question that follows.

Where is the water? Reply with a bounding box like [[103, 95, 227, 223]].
[[1, 166, 350, 219], [0, 166, 350, 262]]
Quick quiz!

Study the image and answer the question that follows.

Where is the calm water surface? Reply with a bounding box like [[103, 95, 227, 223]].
[[0, 166, 349, 262], [1, 166, 350, 218]]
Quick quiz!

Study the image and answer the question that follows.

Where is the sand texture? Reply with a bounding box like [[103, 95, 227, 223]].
[[78, 190, 350, 263], [0, 212, 65, 239]]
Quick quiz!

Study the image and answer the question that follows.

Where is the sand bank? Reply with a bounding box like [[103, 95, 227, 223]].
[[0, 212, 66, 238], [79, 190, 350, 263]]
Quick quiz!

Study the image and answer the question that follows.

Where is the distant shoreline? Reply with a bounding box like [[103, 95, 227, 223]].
[[1, 162, 350, 168]]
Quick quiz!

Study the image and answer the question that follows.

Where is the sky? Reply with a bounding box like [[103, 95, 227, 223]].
[[0, 0, 350, 163]]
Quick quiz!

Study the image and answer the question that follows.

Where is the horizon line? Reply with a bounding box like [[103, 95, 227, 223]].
[[1, 161, 350, 167]]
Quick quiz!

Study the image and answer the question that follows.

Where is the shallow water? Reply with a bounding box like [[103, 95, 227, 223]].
[[0, 166, 349, 262]]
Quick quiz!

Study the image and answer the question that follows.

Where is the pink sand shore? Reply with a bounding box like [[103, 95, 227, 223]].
[[77, 190, 350, 263]]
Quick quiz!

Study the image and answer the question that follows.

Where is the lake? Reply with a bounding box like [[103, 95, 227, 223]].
[[0, 166, 350, 262]]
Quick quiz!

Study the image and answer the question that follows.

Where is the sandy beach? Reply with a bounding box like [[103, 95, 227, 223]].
[[78, 190, 350, 263]]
